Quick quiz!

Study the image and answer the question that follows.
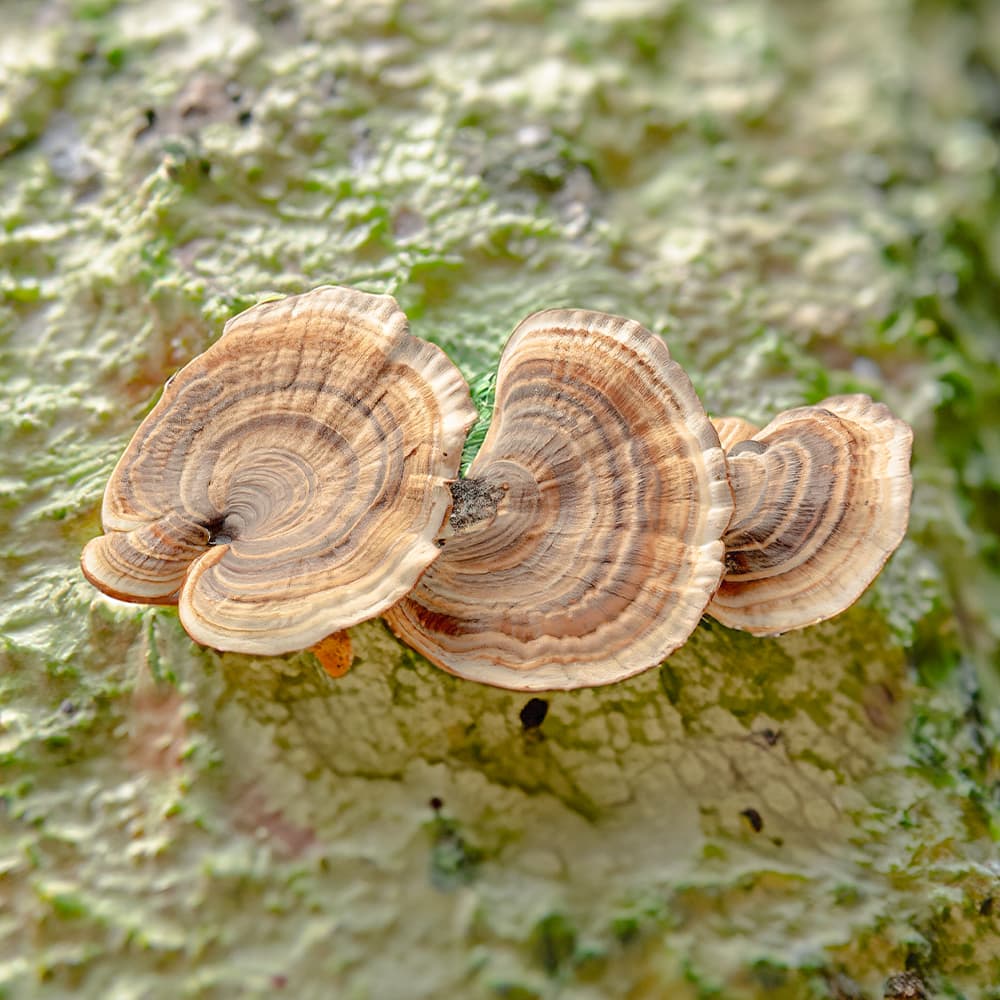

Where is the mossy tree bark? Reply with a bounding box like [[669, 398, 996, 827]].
[[1, 1, 998, 997]]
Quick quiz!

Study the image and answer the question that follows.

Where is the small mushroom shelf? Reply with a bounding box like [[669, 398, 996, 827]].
[[82, 287, 913, 691]]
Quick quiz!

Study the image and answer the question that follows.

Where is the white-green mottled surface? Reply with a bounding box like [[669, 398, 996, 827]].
[[1, 0, 999, 997]]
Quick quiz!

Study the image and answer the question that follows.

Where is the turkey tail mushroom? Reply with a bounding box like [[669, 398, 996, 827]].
[[707, 394, 913, 635], [384, 308, 734, 691], [81, 286, 476, 655]]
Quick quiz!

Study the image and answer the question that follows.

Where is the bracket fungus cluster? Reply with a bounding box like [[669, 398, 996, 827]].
[[83, 286, 913, 690]]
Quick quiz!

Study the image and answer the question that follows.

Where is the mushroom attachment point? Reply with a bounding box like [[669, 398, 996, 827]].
[[81, 286, 476, 654], [707, 394, 913, 635], [385, 309, 734, 690]]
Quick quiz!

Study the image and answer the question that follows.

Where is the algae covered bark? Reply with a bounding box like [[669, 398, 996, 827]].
[[1, 0, 999, 997]]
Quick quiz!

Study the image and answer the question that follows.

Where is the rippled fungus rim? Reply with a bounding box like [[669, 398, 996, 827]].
[[81, 285, 477, 655]]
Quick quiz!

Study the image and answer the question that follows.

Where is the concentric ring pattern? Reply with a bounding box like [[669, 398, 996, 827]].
[[81, 286, 476, 654], [707, 394, 913, 635], [385, 309, 734, 690]]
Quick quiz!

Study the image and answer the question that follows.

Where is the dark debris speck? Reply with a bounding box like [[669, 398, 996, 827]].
[[519, 697, 548, 729], [448, 478, 506, 532], [884, 972, 928, 1000], [135, 107, 157, 139]]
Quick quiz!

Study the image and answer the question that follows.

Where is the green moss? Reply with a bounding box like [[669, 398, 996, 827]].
[[530, 913, 577, 977], [46, 892, 90, 922], [427, 811, 483, 891], [490, 983, 542, 1000], [460, 368, 498, 474]]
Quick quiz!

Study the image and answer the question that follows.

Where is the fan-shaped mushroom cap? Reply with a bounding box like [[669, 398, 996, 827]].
[[707, 394, 913, 635], [385, 309, 734, 691], [82, 286, 476, 654]]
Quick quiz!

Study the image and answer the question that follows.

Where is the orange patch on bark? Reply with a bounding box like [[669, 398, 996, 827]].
[[310, 629, 353, 678]]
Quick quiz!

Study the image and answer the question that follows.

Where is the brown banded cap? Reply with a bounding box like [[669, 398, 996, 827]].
[[711, 416, 760, 452], [385, 308, 734, 691], [81, 286, 476, 654], [707, 394, 913, 635]]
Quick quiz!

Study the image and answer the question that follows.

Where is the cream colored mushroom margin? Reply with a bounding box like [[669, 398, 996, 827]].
[[384, 309, 734, 691], [81, 286, 476, 655], [707, 395, 913, 635]]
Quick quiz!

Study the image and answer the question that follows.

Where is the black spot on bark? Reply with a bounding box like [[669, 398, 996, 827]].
[[135, 108, 157, 140], [520, 698, 548, 729]]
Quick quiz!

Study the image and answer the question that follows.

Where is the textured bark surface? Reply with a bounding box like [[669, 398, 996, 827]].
[[1, 1, 999, 997]]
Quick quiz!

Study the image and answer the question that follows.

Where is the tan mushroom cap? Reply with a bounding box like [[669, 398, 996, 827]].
[[385, 308, 734, 691], [711, 416, 759, 452], [707, 394, 913, 635], [81, 285, 476, 654]]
